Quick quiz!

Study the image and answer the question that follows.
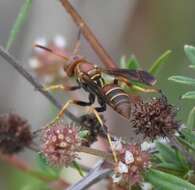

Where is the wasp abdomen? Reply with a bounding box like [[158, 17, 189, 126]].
[[102, 84, 131, 119]]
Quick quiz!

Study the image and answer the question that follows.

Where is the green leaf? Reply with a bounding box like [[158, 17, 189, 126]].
[[156, 142, 180, 166], [157, 162, 184, 172], [187, 107, 195, 130], [149, 50, 172, 75], [184, 45, 195, 65], [168, 76, 195, 86], [120, 55, 140, 69], [180, 128, 195, 144], [177, 136, 195, 152], [145, 169, 195, 190], [127, 55, 140, 69], [6, 0, 32, 50], [182, 91, 195, 99]]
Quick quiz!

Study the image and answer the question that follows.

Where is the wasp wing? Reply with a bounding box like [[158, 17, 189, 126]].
[[103, 68, 156, 86]]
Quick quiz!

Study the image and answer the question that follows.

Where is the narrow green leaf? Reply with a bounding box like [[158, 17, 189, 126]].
[[157, 162, 184, 172], [6, 0, 32, 50], [168, 76, 195, 86], [187, 107, 195, 130], [180, 128, 195, 145], [156, 142, 180, 166], [184, 45, 195, 65], [182, 91, 195, 99], [149, 50, 172, 75], [120, 55, 140, 69], [177, 136, 195, 152], [145, 169, 195, 190]]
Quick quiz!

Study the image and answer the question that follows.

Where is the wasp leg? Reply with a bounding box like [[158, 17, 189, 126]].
[[95, 97, 106, 112], [43, 84, 80, 92], [87, 106, 118, 163], [131, 85, 160, 93], [47, 93, 95, 127]]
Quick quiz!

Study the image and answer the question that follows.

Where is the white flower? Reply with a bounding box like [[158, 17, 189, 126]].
[[141, 182, 153, 190], [157, 137, 169, 144], [53, 35, 67, 48], [112, 173, 122, 183], [125, 150, 134, 164], [141, 141, 155, 151], [118, 161, 128, 174], [112, 139, 122, 151], [28, 58, 40, 69]]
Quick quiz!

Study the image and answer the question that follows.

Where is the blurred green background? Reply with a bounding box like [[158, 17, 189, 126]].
[[0, 0, 195, 189]]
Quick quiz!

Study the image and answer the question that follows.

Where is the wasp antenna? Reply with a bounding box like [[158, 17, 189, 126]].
[[34, 44, 69, 61]]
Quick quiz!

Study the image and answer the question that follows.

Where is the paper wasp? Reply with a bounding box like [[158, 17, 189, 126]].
[[35, 45, 157, 121], [35, 44, 157, 162]]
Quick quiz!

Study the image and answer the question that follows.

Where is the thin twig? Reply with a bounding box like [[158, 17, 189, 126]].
[[60, 0, 117, 68], [0, 46, 81, 124]]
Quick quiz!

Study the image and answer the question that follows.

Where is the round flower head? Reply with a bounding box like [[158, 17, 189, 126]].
[[41, 124, 81, 167], [131, 96, 180, 140], [112, 141, 150, 187], [0, 113, 32, 154]]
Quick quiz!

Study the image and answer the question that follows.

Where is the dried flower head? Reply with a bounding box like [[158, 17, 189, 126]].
[[79, 114, 106, 146], [41, 124, 81, 167], [0, 113, 32, 154], [131, 96, 180, 140], [112, 141, 150, 186]]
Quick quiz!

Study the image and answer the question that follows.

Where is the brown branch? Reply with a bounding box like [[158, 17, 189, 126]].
[[60, 0, 117, 68]]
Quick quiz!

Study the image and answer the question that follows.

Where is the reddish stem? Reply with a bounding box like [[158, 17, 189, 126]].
[[60, 0, 117, 68]]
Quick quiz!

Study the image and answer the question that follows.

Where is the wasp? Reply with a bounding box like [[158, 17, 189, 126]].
[[35, 44, 157, 162], [35, 44, 157, 122]]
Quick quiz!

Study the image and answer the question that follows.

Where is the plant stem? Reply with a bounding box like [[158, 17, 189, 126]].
[[76, 146, 113, 163], [59, 0, 117, 68]]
